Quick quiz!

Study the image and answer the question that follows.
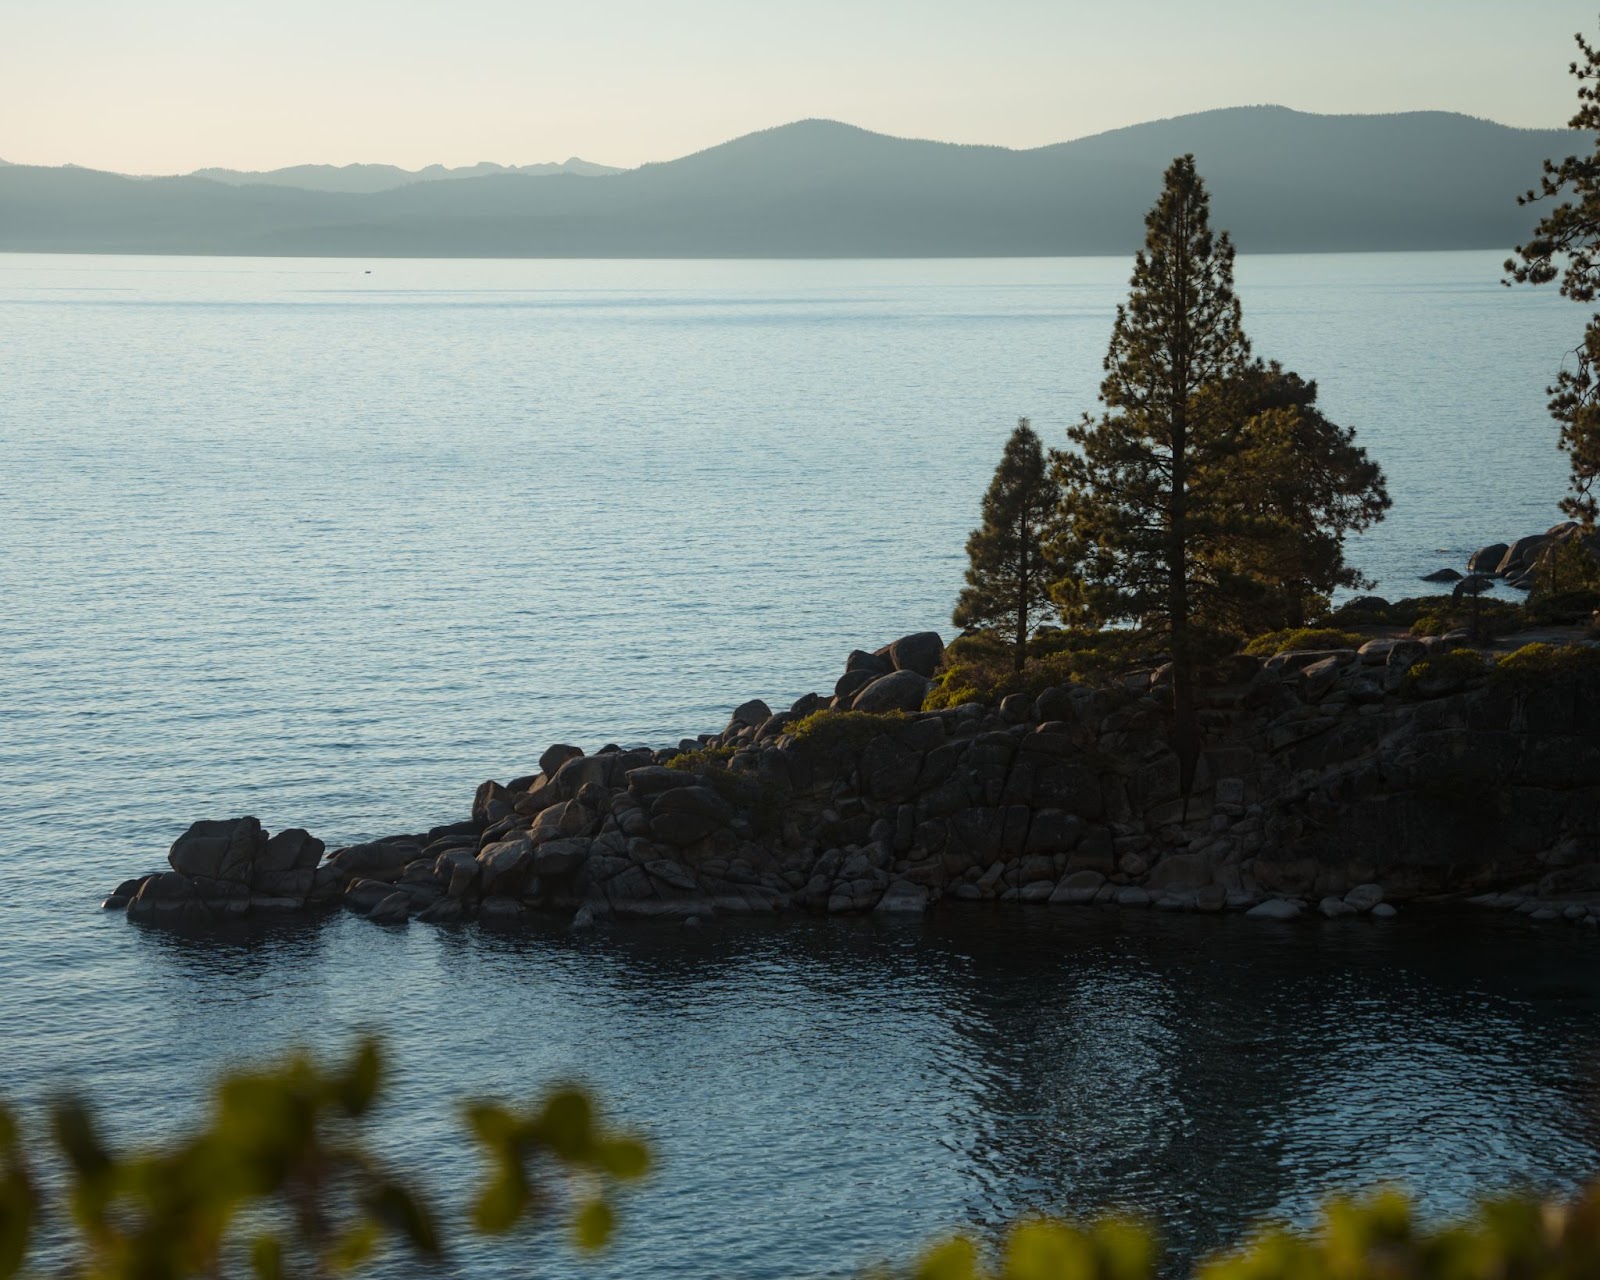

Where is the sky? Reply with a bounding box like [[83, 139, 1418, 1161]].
[[4, 0, 1596, 174]]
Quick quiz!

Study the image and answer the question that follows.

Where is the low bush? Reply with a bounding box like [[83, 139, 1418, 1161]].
[[1399, 648, 1490, 697], [784, 709, 908, 753], [1241, 627, 1363, 657], [1524, 589, 1600, 625], [658, 743, 735, 771], [923, 629, 1160, 710], [1492, 641, 1600, 684]]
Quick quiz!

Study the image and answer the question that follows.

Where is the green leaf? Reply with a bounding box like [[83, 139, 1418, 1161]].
[[573, 1198, 614, 1252], [249, 1234, 285, 1280], [596, 1136, 652, 1181], [915, 1236, 980, 1280], [368, 1182, 440, 1256], [337, 1039, 384, 1117], [465, 1102, 517, 1149], [472, 1175, 526, 1236], [325, 1222, 379, 1274], [48, 1098, 111, 1182], [538, 1089, 595, 1161]]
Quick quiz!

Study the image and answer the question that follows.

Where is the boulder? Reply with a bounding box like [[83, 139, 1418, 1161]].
[[846, 649, 892, 675], [1344, 883, 1384, 912], [325, 839, 420, 882], [1498, 534, 1549, 575], [886, 632, 945, 679], [626, 766, 700, 797], [1246, 898, 1302, 920], [477, 836, 537, 893], [999, 693, 1033, 724], [366, 892, 411, 925], [472, 780, 514, 826], [1371, 903, 1398, 919], [834, 669, 879, 701], [257, 828, 324, 875], [1421, 568, 1463, 583], [1468, 543, 1509, 573], [1344, 595, 1390, 612], [168, 817, 266, 885], [852, 670, 932, 714], [528, 799, 597, 845], [416, 897, 465, 925], [1319, 896, 1356, 918], [540, 743, 584, 778], [729, 699, 772, 729], [1386, 639, 1427, 674], [1049, 870, 1104, 905], [788, 692, 827, 718], [533, 837, 591, 877], [479, 896, 525, 926], [1034, 686, 1075, 723], [874, 881, 929, 914], [342, 879, 395, 915]]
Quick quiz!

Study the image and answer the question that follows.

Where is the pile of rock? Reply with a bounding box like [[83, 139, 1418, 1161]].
[[104, 626, 1600, 933], [1466, 523, 1590, 591]]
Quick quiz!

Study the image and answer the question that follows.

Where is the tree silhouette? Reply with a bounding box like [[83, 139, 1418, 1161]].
[[954, 419, 1063, 671]]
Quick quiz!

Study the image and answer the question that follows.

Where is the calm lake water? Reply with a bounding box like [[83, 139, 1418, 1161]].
[[2, 251, 1597, 1276]]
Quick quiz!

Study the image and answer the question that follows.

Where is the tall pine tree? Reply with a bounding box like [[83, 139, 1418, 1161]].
[[1053, 156, 1252, 791], [953, 419, 1062, 671]]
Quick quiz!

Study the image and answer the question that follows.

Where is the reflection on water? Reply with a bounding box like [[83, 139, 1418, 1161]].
[[20, 908, 1600, 1278]]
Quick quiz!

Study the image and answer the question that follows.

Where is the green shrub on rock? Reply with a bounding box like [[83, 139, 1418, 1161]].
[[1400, 649, 1491, 699], [1493, 641, 1600, 684], [785, 709, 909, 753], [1241, 628, 1363, 657]]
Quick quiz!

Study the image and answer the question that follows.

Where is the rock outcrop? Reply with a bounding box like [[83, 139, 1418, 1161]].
[[105, 628, 1600, 932]]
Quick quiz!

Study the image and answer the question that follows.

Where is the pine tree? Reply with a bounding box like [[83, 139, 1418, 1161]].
[[1052, 156, 1252, 791], [953, 419, 1063, 671], [1215, 362, 1391, 630], [1506, 26, 1600, 524]]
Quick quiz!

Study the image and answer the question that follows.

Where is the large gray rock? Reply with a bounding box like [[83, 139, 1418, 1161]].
[[846, 649, 892, 675], [325, 839, 420, 882], [852, 670, 932, 713], [1422, 567, 1463, 583], [834, 669, 878, 701], [533, 837, 591, 877], [477, 836, 537, 893], [1497, 534, 1549, 575], [540, 743, 584, 778], [886, 632, 945, 679], [729, 699, 772, 729], [1246, 898, 1302, 920], [1049, 870, 1104, 905], [1344, 883, 1384, 912], [366, 892, 411, 925], [168, 818, 266, 886], [1468, 543, 1509, 574], [874, 880, 929, 914]]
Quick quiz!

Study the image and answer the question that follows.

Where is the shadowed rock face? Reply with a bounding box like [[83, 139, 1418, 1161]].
[[106, 629, 1600, 934]]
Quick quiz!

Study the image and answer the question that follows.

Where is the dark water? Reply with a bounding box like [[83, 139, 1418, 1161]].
[[3, 251, 1598, 1276], [36, 908, 1600, 1278]]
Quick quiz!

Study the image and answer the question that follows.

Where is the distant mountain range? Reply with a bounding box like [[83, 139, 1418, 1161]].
[[0, 107, 1586, 257], [190, 158, 622, 193]]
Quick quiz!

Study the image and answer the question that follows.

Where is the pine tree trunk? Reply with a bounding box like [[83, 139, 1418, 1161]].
[[1168, 214, 1201, 799], [1014, 517, 1028, 672]]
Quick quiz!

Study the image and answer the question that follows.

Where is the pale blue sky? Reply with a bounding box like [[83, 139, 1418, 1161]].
[[4, 0, 1595, 173]]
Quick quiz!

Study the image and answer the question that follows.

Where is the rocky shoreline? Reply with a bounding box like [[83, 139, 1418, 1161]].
[[105, 629, 1600, 933]]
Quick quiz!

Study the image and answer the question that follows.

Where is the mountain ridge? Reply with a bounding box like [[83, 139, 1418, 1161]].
[[0, 107, 1586, 257]]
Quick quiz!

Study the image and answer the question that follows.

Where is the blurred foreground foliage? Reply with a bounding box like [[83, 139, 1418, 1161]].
[[4, 1039, 1600, 1279], [0, 1038, 649, 1279]]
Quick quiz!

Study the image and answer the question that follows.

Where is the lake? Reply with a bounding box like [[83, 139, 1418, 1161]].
[[1, 251, 1596, 1276]]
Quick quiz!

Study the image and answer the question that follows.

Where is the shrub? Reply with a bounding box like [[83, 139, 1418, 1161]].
[[1525, 589, 1600, 625], [923, 629, 1160, 709], [1493, 641, 1600, 684], [1241, 627, 1363, 657], [1400, 648, 1490, 698], [784, 709, 908, 753], [659, 743, 735, 771]]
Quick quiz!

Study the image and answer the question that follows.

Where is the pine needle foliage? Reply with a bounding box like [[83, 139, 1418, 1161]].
[[1506, 25, 1600, 523], [1052, 156, 1252, 788], [954, 419, 1064, 671]]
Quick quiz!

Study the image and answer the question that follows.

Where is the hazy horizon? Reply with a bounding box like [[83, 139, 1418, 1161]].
[[5, 0, 1594, 173]]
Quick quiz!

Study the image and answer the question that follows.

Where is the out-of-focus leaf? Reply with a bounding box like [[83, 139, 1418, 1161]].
[[596, 1136, 651, 1181], [48, 1098, 110, 1182], [325, 1221, 379, 1274], [537, 1089, 594, 1161], [465, 1101, 517, 1149], [915, 1235, 980, 1280], [368, 1182, 440, 1256], [1004, 1219, 1086, 1280], [573, 1198, 614, 1252], [336, 1039, 384, 1117], [250, 1234, 285, 1280], [473, 1175, 526, 1236]]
